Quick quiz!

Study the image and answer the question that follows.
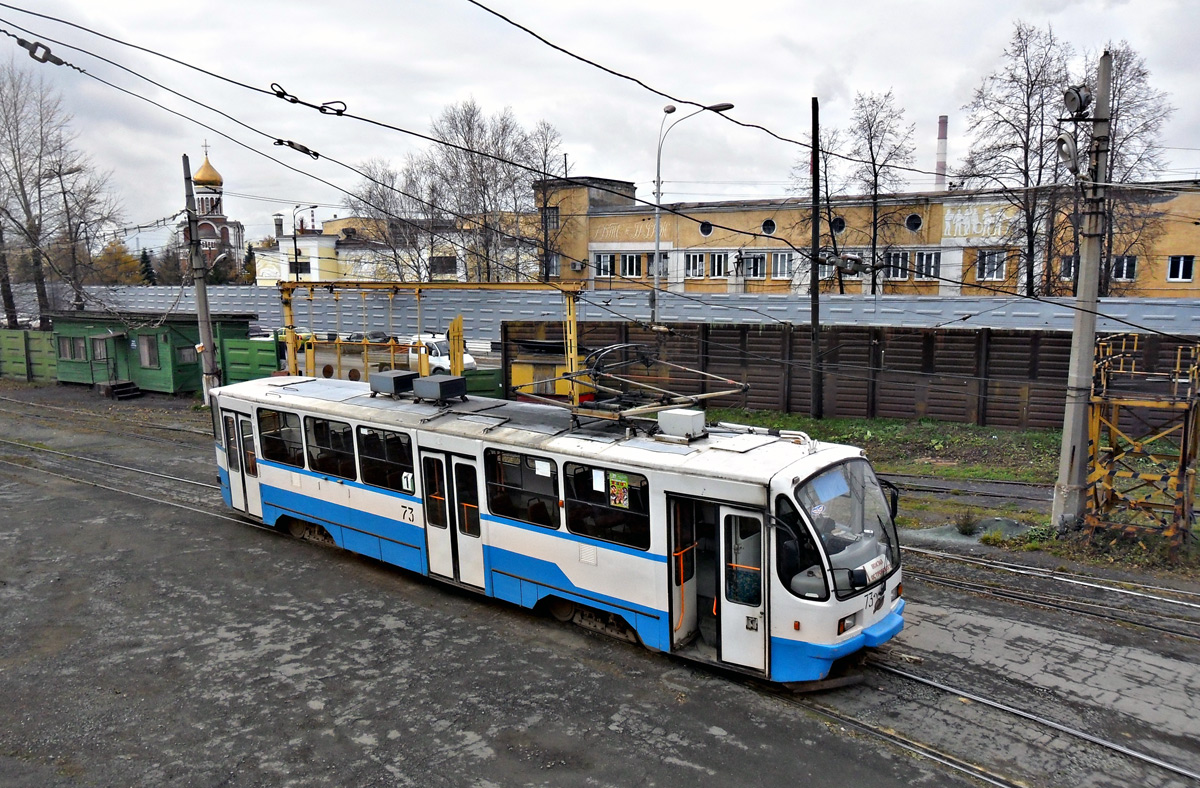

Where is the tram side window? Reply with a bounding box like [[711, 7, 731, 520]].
[[304, 416, 356, 480], [775, 495, 828, 601], [257, 408, 304, 468], [484, 449, 559, 528], [357, 426, 415, 494], [564, 462, 650, 550]]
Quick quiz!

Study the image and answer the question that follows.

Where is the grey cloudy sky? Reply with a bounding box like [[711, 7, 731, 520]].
[[17, 0, 1200, 254]]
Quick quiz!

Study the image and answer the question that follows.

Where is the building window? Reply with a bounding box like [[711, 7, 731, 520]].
[[289, 254, 310, 276], [91, 338, 108, 361], [620, 253, 642, 278], [978, 250, 1007, 282], [430, 255, 457, 276], [304, 416, 356, 480], [709, 252, 728, 278], [881, 251, 909, 280], [905, 213, 923, 232], [685, 252, 705, 278], [1060, 255, 1078, 281], [257, 408, 304, 468], [1112, 255, 1137, 281], [138, 334, 160, 368], [830, 216, 846, 235], [740, 253, 766, 278], [699, 221, 713, 237], [357, 426, 415, 494], [542, 253, 560, 277], [915, 251, 941, 280], [57, 336, 84, 360], [1168, 255, 1194, 282], [594, 253, 613, 277], [563, 462, 650, 550], [761, 219, 776, 236], [177, 345, 198, 364], [485, 449, 559, 528], [651, 251, 668, 278], [540, 205, 560, 231], [770, 252, 793, 279]]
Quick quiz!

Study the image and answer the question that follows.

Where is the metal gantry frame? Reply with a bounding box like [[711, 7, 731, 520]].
[[278, 280, 587, 383], [1086, 334, 1200, 549], [277, 280, 748, 423]]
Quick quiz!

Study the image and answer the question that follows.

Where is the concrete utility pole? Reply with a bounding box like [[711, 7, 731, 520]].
[[1052, 51, 1112, 527], [810, 96, 823, 419], [183, 155, 220, 404]]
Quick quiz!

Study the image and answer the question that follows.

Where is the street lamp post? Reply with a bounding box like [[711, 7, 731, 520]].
[[652, 102, 733, 324], [292, 204, 317, 282]]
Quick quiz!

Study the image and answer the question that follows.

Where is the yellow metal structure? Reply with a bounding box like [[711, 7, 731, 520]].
[[279, 280, 587, 379], [447, 315, 464, 377], [1086, 334, 1200, 548]]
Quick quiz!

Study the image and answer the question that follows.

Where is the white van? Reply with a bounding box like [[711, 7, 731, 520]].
[[408, 333, 477, 373]]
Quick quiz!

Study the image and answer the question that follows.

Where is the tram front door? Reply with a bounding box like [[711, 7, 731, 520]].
[[719, 507, 766, 671], [420, 451, 485, 589], [221, 410, 262, 519]]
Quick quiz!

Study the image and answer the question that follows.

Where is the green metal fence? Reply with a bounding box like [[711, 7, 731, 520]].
[[0, 329, 56, 383], [222, 339, 284, 384]]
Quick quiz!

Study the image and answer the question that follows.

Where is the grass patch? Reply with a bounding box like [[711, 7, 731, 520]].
[[709, 408, 1060, 482]]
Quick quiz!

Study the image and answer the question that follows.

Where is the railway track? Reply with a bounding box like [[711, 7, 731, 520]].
[[902, 545, 1200, 640], [5, 433, 1200, 788]]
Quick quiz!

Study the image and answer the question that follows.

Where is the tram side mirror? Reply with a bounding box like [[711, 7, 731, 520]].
[[880, 479, 899, 520], [832, 567, 870, 590]]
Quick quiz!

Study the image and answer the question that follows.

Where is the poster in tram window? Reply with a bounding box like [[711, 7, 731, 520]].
[[609, 472, 629, 509]]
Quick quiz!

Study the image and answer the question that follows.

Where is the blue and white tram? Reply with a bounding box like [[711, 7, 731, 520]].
[[210, 376, 904, 684]]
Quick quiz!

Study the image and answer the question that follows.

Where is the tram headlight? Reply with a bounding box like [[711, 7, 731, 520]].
[[837, 612, 857, 636]]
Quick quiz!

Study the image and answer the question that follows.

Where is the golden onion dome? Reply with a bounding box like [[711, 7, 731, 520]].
[[192, 156, 223, 187]]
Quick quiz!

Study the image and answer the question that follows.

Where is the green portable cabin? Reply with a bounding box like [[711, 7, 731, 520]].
[[51, 310, 257, 396]]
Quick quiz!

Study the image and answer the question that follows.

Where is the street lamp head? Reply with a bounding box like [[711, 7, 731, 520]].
[[212, 253, 228, 266], [663, 104, 676, 115], [707, 102, 735, 113], [1063, 85, 1092, 118]]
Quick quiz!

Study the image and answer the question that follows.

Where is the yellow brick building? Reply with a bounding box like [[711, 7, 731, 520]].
[[539, 177, 1200, 299]]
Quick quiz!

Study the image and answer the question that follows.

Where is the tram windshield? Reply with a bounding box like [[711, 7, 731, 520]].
[[794, 459, 899, 595]]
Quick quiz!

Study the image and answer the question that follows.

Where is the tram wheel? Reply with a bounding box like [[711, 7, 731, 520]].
[[547, 598, 576, 622]]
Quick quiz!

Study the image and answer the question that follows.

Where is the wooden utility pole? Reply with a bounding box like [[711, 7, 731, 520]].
[[1052, 52, 1112, 526], [183, 155, 220, 403]]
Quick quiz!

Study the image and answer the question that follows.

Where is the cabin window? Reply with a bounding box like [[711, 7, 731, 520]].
[[91, 338, 108, 360], [304, 416, 356, 480], [774, 495, 828, 601], [257, 408, 304, 468], [357, 425, 415, 494], [564, 462, 650, 550], [138, 334, 160, 368], [177, 345, 198, 364], [484, 448, 559, 528]]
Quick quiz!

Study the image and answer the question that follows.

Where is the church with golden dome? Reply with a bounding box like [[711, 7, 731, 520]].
[[178, 145, 245, 271]]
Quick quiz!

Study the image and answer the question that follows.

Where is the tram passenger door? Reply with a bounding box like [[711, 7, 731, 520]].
[[222, 410, 262, 519], [719, 507, 766, 671], [420, 451, 485, 589]]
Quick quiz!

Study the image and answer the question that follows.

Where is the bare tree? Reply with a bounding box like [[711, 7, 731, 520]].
[[0, 63, 119, 324], [959, 22, 1072, 297], [789, 127, 855, 293], [343, 156, 451, 281], [847, 90, 915, 294], [346, 101, 564, 284], [425, 99, 560, 282]]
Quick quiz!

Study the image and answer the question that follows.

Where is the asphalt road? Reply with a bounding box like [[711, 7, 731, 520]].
[[0, 390, 966, 787]]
